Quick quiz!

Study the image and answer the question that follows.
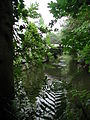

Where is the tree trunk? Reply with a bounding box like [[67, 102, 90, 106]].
[[0, 0, 14, 119], [0, 0, 14, 99]]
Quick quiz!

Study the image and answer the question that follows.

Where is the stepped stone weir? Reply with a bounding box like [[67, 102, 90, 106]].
[[35, 80, 67, 120]]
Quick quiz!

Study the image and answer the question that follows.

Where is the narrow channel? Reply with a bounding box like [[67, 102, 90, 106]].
[[23, 55, 90, 119]]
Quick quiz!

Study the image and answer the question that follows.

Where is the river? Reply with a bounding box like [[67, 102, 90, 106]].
[[23, 55, 90, 119]]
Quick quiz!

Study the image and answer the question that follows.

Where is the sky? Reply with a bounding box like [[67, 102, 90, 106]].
[[24, 0, 55, 25], [24, 0, 67, 30]]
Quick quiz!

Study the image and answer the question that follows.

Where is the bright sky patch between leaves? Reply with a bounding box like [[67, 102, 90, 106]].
[[24, 0, 67, 31]]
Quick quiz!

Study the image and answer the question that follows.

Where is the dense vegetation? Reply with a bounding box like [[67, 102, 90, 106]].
[[48, 0, 90, 71], [48, 0, 90, 119], [0, 0, 90, 120]]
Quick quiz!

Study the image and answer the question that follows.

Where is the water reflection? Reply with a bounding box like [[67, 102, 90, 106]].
[[23, 66, 45, 103], [23, 55, 90, 104], [68, 58, 90, 90]]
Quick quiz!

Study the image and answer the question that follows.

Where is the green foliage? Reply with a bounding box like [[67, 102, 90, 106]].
[[13, 1, 53, 70], [48, 0, 88, 18], [63, 81, 90, 120], [17, 0, 28, 20], [43, 31, 63, 46], [28, 3, 40, 19], [81, 45, 90, 65], [22, 22, 46, 65], [48, 0, 90, 70], [69, 89, 90, 120], [38, 16, 52, 33], [61, 5, 90, 70], [13, 80, 35, 120], [44, 34, 51, 45], [79, 44, 90, 71], [13, 0, 40, 22], [13, 1, 48, 76], [39, 16, 45, 27], [13, 0, 23, 22]]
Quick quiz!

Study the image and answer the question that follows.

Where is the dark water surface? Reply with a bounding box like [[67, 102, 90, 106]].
[[23, 55, 90, 119]]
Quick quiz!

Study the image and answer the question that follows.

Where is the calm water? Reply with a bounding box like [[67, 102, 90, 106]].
[[23, 55, 90, 103], [23, 55, 90, 119]]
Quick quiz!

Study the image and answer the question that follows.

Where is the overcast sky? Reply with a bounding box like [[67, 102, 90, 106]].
[[24, 0, 56, 25], [24, 0, 67, 30]]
